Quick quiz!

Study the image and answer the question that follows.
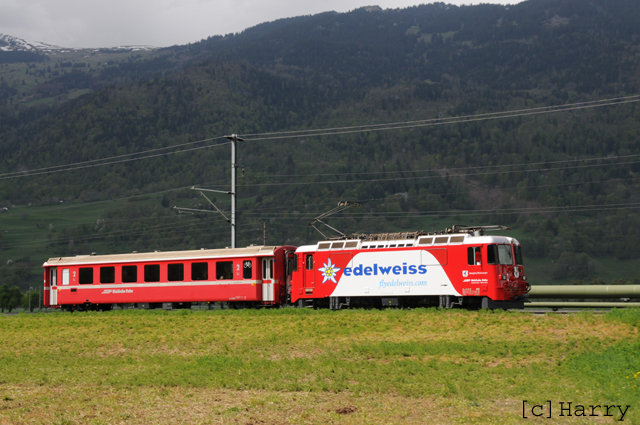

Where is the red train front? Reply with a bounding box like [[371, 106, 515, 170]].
[[289, 226, 529, 309]]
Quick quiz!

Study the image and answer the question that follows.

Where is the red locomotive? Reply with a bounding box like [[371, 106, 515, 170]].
[[43, 225, 529, 311], [291, 225, 528, 310]]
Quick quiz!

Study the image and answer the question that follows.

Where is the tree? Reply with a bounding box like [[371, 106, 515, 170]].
[[552, 252, 595, 280], [23, 289, 41, 312], [0, 284, 23, 313], [0, 284, 7, 312]]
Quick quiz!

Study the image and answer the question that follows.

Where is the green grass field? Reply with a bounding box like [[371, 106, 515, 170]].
[[1, 308, 639, 424]]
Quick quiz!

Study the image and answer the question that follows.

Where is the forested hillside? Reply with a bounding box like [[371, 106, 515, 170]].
[[1, 0, 640, 290]]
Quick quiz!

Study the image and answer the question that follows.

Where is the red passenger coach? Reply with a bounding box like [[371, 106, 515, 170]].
[[43, 245, 296, 311], [290, 226, 529, 310]]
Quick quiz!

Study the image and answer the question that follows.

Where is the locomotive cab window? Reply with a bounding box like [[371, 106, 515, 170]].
[[79, 267, 94, 284], [100, 266, 115, 284], [488, 244, 513, 265], [216, 261, 233, 280], [168, 263, 184, 282], [243, 260, 253, 279], [122, 265, 137, 283], [487, 245, 497, 265], [191, 262, 208, 281], [467, 247, 482, 266], [514, 245, 524, 265], [144, 264, 160, 282], [305, 254, 313, 270]]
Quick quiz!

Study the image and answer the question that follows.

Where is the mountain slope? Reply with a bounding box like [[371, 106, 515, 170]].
[[1, 0, 640, 290]]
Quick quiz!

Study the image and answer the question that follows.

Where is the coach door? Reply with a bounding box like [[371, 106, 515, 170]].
[[303, 254, 314, 290], [262, 257, 274, 302], [49, 267, 58, 306]]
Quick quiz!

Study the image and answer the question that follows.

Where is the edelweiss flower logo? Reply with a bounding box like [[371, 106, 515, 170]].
[[318, 258, 341, 284]]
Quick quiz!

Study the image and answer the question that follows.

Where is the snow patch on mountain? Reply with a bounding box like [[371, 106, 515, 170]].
[[0, 34, 156, 53]]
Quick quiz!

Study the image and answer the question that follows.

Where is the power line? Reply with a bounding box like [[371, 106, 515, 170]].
[[239, 95, 640, 142], [2, 95, 638, 181], [232, 159, 640, 188], [7, 197, 638, 251], [238, 201, 640, 219], [230, 153, 640, 180], [0, 136, 222, 179], [1, 216, 210, 250], [0, 140, 231, 181]]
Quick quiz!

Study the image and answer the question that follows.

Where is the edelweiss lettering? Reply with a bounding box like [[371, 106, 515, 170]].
[[343, 262, 427, 277]]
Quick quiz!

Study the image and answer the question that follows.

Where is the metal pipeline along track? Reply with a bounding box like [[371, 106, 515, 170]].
[[526, 285, 640, 309]]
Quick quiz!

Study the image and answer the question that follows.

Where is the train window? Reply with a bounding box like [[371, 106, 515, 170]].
[[397, 244, 404, 248], [305, 254, 313, 270], [243, 260, 253, 279], [487, 245, 498, 265], [79, 267, 94, 284], [122, 265, 137, 283], [467, 247, 482, 266], [287, 256, 296, 275], [62, 269, 69, 285], [168, 263, 184, 282], [418, 237, 433, 245], [514, 245, 524, 265], [389, 244, 396, 248], [216, 261, 233, 280], [144, 264, 160, 282], [192, 262, 208, 281], [497, 245, 513, 265], [262, 258, 273, 279], [100, 266, 115, 284]]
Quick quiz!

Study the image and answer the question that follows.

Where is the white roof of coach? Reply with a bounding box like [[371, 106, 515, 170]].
[[43, 245, 278, 267]]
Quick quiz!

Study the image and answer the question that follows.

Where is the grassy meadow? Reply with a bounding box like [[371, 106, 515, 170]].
[[0, 308, 639, 424]]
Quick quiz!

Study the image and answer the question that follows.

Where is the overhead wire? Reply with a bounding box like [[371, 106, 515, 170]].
[[0, 140, 231, 181], [231, 153, 640, 180], [239, 95, 640, 141], [2, 94, 639, 181], [232, 158, 640, 188], [237, 201, 640, 219], [2, 94, 639, 249], [0, 136, 223, 179]]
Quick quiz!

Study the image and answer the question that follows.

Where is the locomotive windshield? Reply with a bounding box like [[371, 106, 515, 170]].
[[487, 244, 514, 265], [497, 245, 513, 265]]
